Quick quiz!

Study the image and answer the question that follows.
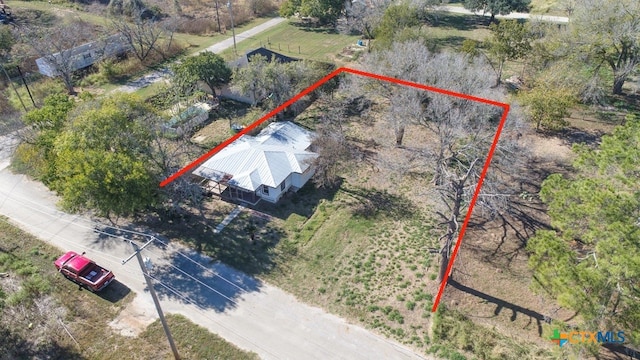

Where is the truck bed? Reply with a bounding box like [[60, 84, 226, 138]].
[[79, 264, 111, 286]]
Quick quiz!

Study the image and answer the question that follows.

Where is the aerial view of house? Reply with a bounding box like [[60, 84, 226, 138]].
[[0, 0, 638, 359], [193, 121, 317, 205]]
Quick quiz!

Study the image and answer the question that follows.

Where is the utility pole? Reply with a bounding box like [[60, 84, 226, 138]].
[[123, 239, 180, 360], [227, 0, 237, 55], [16, 66, 37, 108], [0, 63, 27, 112]]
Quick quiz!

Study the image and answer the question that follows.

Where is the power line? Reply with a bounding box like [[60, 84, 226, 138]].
[[0, 188, 342, 357], [0, 186, 421, 359], [0, 212, 280, 358], [146, 272, 282, 359], [0, 201, 280, 358], [124, 239, 180, 360]]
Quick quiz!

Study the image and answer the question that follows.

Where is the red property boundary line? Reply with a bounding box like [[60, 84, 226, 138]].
[[159, 67, 511, 312]]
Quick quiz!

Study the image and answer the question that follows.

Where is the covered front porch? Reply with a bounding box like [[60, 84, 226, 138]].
[[199, 175, 261, 206]]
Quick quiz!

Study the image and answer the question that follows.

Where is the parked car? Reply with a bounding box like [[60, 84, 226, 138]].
[[54, 251, 115, 292]]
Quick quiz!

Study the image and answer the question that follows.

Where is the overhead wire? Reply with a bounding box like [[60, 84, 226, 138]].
[[0, 178, 429, 359], [0, 187, 287, 358], [0, 186, 346, 358]]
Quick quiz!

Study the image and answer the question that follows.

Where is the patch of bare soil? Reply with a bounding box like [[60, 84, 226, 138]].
[[108, 295, 156, 337]]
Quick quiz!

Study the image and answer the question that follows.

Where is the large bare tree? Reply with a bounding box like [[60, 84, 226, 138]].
[[20, 20, 95, 95], [110, 14, 164, 62], [362, 41, 528, 283]]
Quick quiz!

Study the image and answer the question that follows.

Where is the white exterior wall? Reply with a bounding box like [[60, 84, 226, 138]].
[[257, 174, 299, 203], [291, 166, 315, 189], [218, 84, 256, 105], [257, 183, 282, 203]]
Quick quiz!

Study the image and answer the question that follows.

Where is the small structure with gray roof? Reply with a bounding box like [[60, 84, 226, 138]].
[[35, 33, 131, 77], [193, 121, 317, 205]]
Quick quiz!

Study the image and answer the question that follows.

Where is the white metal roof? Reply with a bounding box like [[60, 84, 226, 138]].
[[193, 121, 317, 191]]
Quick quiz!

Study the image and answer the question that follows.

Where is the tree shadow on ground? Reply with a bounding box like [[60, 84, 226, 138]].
[[558, 127, 605, 148], [450, 278, 640, 359], [427, 35, 471, 50], [603, 343, 640, 360], [207, 212, 285, 275], [150, 250, 262, 313], [252, 181, 341, 220], [466, 157, 559, 270], [290, 20, 339, 34], [448, 278, 553, 336], [428, 12, 490, 30], [0, 327, 85, 360], [131, 205, 282, 276], [340, 186, 416, 220]]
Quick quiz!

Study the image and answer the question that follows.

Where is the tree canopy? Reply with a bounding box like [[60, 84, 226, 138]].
[[362, 41, 526, 282], [279, 0, 345, 25], [0, 27, 14, 59], [20, 94, 75, 183], [570, 0, 640, 95], [464, 0, 531, 22], [231, 55, 326, 116], [527, 115, 640, 341], [52, 94, 160, 219], [373, 3, 421, 50], [172, 51, 232, 97]]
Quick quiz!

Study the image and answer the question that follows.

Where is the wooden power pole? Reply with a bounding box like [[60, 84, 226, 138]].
[[123, 239, 180, 360]]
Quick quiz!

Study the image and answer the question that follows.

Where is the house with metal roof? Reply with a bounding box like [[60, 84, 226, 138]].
[[193, 121, 317, 205]]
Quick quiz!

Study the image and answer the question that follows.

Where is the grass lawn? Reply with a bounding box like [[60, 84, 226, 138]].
[[186, 94, 557, 358], [529, 0, 566, 16], [218, 21, 361, 62], [421, 13, 492, 50], [175, 16, 279, 56], [0, 216, 257, 359], [443, 0, 566, 16], [7, 0, 109, 26]]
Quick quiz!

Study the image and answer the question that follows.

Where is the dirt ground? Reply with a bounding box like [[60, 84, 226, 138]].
[[442, 116, 630, 358]]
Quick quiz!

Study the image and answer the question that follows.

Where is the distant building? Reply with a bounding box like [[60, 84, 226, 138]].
[[193, 121, 316, 205], [35, 33, 131, 77], [217, 47, 300, 105]]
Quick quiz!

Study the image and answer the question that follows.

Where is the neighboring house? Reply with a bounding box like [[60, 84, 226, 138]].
[[193, 121, 317, 205], [216, 47, 299, 105], [35, 33, 131, 77]]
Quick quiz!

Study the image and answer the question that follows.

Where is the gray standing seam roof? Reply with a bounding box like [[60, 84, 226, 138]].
[[193, 121, 317, 191]]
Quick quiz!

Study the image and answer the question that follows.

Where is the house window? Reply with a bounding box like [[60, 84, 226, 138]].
[[280, 180, 286, 191], [262, 185, 269, 195]]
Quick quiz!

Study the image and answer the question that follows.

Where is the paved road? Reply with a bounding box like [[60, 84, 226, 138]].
[[436, 5, 569, 23], [118, 17, 287, 93], [0, 134, 430, 359]]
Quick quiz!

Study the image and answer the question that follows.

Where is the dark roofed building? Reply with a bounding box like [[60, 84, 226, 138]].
[[246, 47, 298, 64]]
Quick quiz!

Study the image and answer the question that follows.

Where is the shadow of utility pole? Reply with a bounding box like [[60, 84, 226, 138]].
[[448, 278, 552, 336], [448, 279, 640, 359]]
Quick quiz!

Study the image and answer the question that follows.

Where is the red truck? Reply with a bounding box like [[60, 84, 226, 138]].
[[54, 251, 115, 292]]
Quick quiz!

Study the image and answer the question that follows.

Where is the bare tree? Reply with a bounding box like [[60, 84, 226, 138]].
[[20, 20, 95, 95], [362, 41, 529, 283], [111, 14, 164, 62], [341, 0, 390, 42], [307, 93, 352, 188]]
